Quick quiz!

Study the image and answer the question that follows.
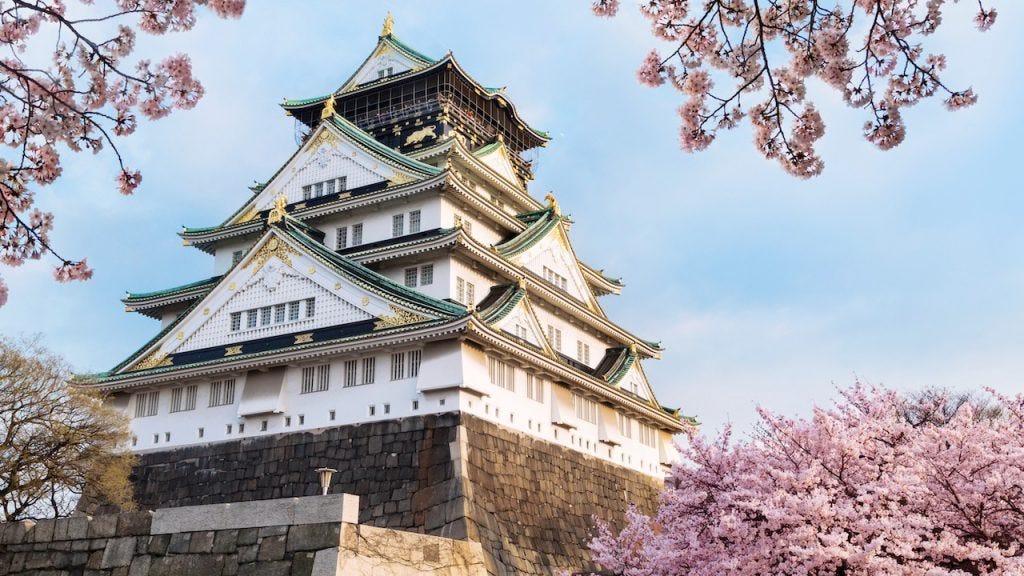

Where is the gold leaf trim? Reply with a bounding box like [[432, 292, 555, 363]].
[[246, 236, 296, 274], [132, 351, 172, 372], [225, 346, 243, 356], [294, 333, 314, 344], [373, 304, 432, 331]]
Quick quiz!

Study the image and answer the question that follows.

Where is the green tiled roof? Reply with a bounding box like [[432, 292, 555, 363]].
[[282, 94, 330, 108], [494, 207, 561, 258], [124, 275, 221, 303], [383, 34, 436, 66], [473, 140, 503, 157], [477, 283, 526, 323], [595, 346, 638, 385], [328, 114, 442, 177]]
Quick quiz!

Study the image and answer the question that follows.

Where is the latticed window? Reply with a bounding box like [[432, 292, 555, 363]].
[[170, 385, 197, 413], [409, 210, 421, 234], [420, 264, 433, 285], [456, 277, 465, 303], [391, 352, 406, 380], [526, 374, 543, 402], [288, 301, 300, 321], [547, 325, 562, 351], [343, 360, 358, 387], [230, 312, 241, 331], [232, 250, 244, 265], [487, 356, 515, 392], [572, 393, 598, 424], [392, 214, 404, 237], [617, 413, 633, 438], [638, 423, 657, 447], [305, 298, 315, 318], [543, 266, 568, 291], [362, 357, 375, 385], [336, 227, 348, 250], [274, 304, 286, 323], [301, 365, 330, 394], [134, 391, 159, 418], [409, 350, 421, 377], [246, 310, 258, 328], [352, 223, 363, 246], [208, 379, 235, 407], [404, 267, 418, 288], [260, 306, 272, 326], [577, 341, 590, 364]]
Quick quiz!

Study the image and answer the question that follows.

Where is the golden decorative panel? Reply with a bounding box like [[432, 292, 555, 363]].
[[246, 236, 296, 274], [224, 346, 243, 356], [373, 304, 432, 331], [294, 333, 314, 344], [131, 351, 172, 372], [311, 129, 339, 152]]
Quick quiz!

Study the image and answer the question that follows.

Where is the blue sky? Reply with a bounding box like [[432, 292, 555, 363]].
[[1, 1, 1021, 436]]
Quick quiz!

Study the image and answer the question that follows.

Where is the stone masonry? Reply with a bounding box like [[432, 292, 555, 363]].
[[0, 494, 486, 576], [78, 413, 664, 574]]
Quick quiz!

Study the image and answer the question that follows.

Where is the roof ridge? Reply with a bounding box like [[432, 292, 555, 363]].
[[124, 275, 222, 302]]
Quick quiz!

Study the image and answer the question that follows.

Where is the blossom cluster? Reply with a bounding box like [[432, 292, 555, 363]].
[[593, 0, 997, 177], [0, 0, 245, 307], [591, 384, 1024, 575]]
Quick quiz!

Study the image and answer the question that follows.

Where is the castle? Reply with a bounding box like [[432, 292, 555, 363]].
[[77, 15, 692, 574]]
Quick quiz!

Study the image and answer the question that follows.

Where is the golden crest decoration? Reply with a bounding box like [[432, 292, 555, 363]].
[[131, 350, 172, 372], [247, 236, 296, 274], [373, 304, 431, 331]]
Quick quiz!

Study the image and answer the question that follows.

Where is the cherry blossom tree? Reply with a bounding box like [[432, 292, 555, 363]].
[[591, 0, 998, 178], [0, 0, 246, 308], [591, 384, 1024, 575]]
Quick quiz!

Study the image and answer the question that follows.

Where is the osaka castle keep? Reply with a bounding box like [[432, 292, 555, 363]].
[[78, 15, 694, 575]]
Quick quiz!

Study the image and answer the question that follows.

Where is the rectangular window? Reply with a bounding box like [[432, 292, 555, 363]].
[[487, 357, 515, 392], [285, 416, 291, 427], [336, 227, 348, 250], [238, 423, 245, 433], [548, 326, 562, 351], [456, 277, 465, 304], [573, 393, 598, 424], [226, 424, 232, 434], [246, 310, 257, 329], [467, 282, 475, 305], [352, 223, 363, 246], [230, 311, 241, 331], [170, 386, 182, 413], [369, 405, 376, 416], [302, 185, 312, 200], [391, 352, 406, 380], [301, 365, 330, 394], [420, 264, 433, 285], [298, 414, 304, 425], [384, 403, 391, 415], [412, 400, 419, 410], [464, 220, 473, 236], [409, 350, 421, 377], [260, 306, 272, 326], [577, 341, 590, 365], [404, 267, 418, 288], [526, 374, 543, 402], [208, 379, 235, 407], [324, 179, 336, 195], [231, 250, 244, 265], [288, 301, 300, 321], [638, 423, 657, 447], [313, 182, 323, 197], [305, 298, 315, 318], [274, 304, 286, 323], [337, 176, 347, 192], [343, 359, 358, 387], [409, 210, 421, 234], [514, 325, 528, 340], [454, 214, 463, 228], [198, 427, 204, 438], [392, 214, 404, 237], [170, 385, 197, 413], [329, 410, 336, 421], [261, 420, 268, 431], [618, 413, 633, 439], [134, 391, 159, 418], [362, 357, 375, 385]]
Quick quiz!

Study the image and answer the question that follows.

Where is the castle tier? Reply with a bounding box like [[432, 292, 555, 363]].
[[80, 17, 693, 479]]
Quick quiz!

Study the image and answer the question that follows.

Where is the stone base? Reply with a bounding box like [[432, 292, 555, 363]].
[[80, 412, 662, 575]]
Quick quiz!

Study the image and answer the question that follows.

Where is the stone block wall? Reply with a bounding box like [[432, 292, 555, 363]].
[[79, 412, 665, 574]]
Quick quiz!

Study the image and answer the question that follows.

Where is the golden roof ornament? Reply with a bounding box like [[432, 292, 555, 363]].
[[544, 191, 560, 215], [320, 95, 336, 121], [267, 192, 288, 224], [381, 12, 394, 37]]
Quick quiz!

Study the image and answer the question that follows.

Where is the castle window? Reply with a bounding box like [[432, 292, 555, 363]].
[[368, 405, 376, 416], [384, 403, 391, 415], [572, 393, 598, 424], [231, 312, 241, 331], [392, 214, 405, 237], [404, 267, 418, 288], [543, 266, 568, 292], [547, 325, 562, 351], [617, 413, 633, 439], [515, 325, 528, 340], [336, 227, 348, 250], [305, 298, 315, 318], [232, 250, 244, 265], [208, 379, 236, 407], [302, 184, 312, 200], [487, 356, 515, 392], [638, 423, 657, 448], [577, 341, 591, 365], [362, 357, 376, 385], [526, 374, 543, 402], [260, 306, 272, 326], [275, 304, 286, 323], [134, 391, 159, 418], [324, 179, 336, 195], [301, 364, 330, 394], [288, 301, 300, 321], [456, 277, 465, 303], [409, 350, 421, 377], [391, 352, 406, 380], [298, 414, 305, 425], [238, 423, 245, 434], [329, 410, 336, 421], [153, 434, 159, 444], [337, 176, 347, 192], [261, 420, 268, 432], [343, 360, 358, 387], [409, 210, 421, 234], [412, 400, 419, 410], [285, 416, 292, 427], [247, 310, 258, 328], [226, 424, 232, 434], [313, 182, 323, 198], [170, 384, 197, 413], [420, 264, 433, 285], [352, 223, 363, 246], [198, 427, 204, 438], [165, 432, 171, 442]]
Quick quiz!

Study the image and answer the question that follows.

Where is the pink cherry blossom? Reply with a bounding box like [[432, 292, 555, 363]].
[[591, 383, 1024, 575], [593, 0, 997, 177], [0, 0, 246, 308]]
